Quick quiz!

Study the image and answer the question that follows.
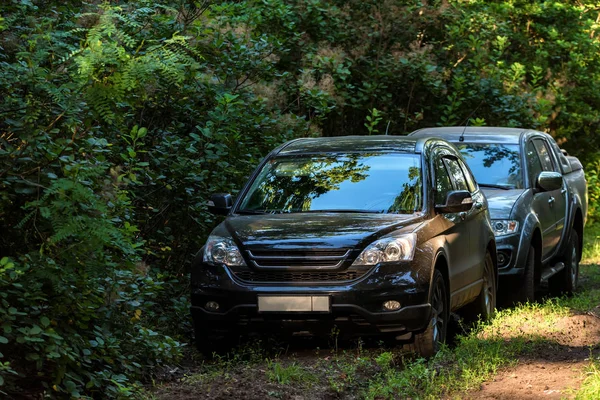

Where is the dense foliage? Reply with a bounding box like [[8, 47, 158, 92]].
[[1, 0, 600, 397]]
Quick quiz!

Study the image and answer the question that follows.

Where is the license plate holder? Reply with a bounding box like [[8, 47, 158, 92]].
[[258, 296, 330, 312]]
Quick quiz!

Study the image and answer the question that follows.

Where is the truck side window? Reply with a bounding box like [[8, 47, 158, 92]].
[[434, 158, 453, 205], [549, 140, 571, 174], [443, 157, 469, 191], [532, 139, 555, 172], [526, 141, 544, 184], [458, 159, 477, 193]]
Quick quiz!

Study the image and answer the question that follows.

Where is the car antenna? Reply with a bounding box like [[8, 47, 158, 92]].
[[385, 120, 391, 135], [458, 99, 485, 142]]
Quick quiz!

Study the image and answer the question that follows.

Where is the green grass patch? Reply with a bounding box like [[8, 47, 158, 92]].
[[577, 356, 600, 400], [583, 223, 600, 264], [362, 258, 600, 399], [267, 361, 318, 385]]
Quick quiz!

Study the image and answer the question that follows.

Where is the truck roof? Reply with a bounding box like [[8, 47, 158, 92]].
[[277, 135, 430, 155], [409, 127, 528, 144]]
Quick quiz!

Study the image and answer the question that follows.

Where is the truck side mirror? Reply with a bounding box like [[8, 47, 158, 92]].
[[435, 190, 473, 213], [208, 193, 233, 215], [536, 172, 563, 192]]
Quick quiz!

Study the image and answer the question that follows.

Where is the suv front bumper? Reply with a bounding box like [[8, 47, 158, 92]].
[[191, 261, 433, 337]]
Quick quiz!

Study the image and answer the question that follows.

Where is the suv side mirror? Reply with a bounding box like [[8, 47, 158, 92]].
[[435, 190, 473, 214], [208, 193, 233, 215], [536, 171, 562, 192]]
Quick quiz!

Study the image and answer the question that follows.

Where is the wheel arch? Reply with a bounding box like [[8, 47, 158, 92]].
[[486, 239, 498, 287], [432, 251, 451, 307], [573, 208, 584, 262], [530, 227, 543, 283]]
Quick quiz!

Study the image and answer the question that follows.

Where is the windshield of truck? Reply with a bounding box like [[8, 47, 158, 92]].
[[238, 153, 423, 214], [455, 143, 523, 189]]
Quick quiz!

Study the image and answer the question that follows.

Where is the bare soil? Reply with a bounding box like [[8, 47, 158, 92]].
[[152, 301, 600, 400], [465, 313, 600, 399], [151, 312, 600, 400]]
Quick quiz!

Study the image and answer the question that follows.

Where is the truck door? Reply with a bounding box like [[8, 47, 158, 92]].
[[532, 139, 567, 251], [527, 140, 563, 259]]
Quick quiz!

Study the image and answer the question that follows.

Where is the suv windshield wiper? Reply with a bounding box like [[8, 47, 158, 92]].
[[478, 183, 511, 190]]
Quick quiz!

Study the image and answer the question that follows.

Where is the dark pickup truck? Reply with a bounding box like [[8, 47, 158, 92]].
[[410, 127, 588, 302]]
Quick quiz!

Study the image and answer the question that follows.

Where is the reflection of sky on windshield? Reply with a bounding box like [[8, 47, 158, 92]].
[[457, 143, 523, 189], [310, 155, 421, 211]]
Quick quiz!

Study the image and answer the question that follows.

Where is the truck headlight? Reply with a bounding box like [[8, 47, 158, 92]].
[[203, 236, 247, 266], [492, 220, 519, 237], [352, 234, 416, 266]]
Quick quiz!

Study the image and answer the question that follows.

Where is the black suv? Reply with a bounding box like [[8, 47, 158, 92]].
[[192, 136, 497, 356]]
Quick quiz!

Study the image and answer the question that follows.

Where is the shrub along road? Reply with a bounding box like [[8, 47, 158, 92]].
[[148, 230, 600, 400]]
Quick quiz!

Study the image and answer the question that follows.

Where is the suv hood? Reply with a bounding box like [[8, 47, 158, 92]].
[[221, 213, 422, 251], [481, 188, 526, 219]]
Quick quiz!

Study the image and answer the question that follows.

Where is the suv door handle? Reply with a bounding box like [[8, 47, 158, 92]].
[[561, 188, 567, 195], [548, 196, 555, 205]]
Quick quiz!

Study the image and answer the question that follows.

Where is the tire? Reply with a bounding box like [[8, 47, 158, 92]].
[[550, 229, 579, 296], [193, 324, 235, 357], [510, 245, 536, 304], [405, 269, 448, 358], [462, 252, 496, 322]]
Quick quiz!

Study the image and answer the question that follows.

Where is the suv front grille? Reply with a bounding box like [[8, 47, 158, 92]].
[[247, 249, 351, 269], [234, 248, 367, 283], [233, 270, 365, 283]]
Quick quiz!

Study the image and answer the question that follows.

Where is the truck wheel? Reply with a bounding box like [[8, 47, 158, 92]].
[[510, 245, 536, 304], [550, 229, 579, 296], [405, 269, 448, 357], [462, 252, 496, 322]]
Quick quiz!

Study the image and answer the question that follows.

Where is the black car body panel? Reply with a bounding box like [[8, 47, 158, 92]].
[[192, 136, 497, 340]]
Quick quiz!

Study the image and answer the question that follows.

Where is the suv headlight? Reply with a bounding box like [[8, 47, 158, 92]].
[[203, 236, 247, 266], [351, 233, 417, 266], [492, 220, 519, 237]]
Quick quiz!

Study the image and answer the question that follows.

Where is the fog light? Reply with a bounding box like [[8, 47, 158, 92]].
[[205, 301, 220, 311], [383, 300, 401, 311], [497, 253, 506, 265]]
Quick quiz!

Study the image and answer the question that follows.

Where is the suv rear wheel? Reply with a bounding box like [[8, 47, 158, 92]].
[[405, 269, 448, 357]]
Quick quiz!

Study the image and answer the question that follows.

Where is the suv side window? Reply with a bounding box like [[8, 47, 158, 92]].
[[434, 157, 453, 205], [532, 139, 555, 172], [443, 157, 469, 191], [526, 141, 544, 184]]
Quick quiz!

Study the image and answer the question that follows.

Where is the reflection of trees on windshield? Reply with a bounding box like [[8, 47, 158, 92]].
[[458, 144, 522, 188], [242, 155, 370, 212], [240, 153, 423, 213], [388, 166, 421, 213]]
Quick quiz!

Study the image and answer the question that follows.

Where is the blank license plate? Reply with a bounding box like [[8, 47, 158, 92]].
[[258, 296, 330, 312]]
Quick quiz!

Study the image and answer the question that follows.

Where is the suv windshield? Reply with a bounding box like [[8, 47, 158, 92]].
[[238, 153, 422, 214], [455, 143, 523, 189]]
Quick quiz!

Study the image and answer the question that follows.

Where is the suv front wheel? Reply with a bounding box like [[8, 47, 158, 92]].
[[462, 251, 496, 322], [406, 269, 448, 357]]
